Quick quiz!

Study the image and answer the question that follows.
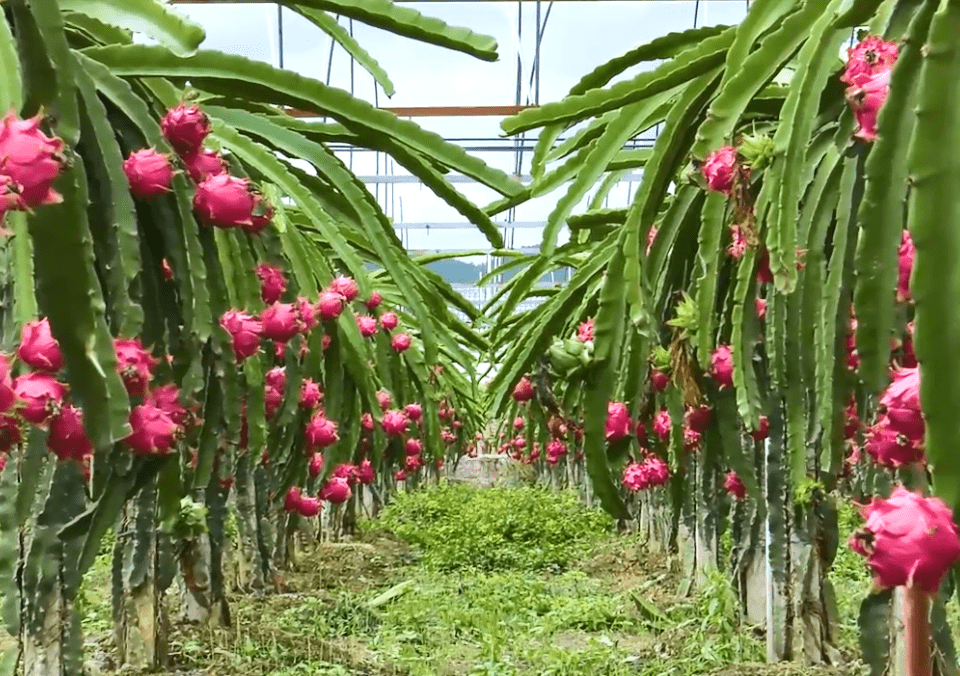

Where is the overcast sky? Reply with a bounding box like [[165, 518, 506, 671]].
[[176, 2, 752, 254]]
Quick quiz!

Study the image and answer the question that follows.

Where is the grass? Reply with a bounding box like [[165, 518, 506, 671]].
[[77, 484, 867, 676]]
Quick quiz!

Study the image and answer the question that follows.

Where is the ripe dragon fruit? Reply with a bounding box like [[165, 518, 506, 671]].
[[317, 290, 346, 321], [379, 312, 399, 332], [320, 477, 352, 504], [114, 338, 157, 397], [701, 146, 738, 194], [123, 149, 174, 198], [161, 258, 174, 281], [294, 297, 318, 335], [404, 403, 422, 421], [709, 345, 734, 389], [645, 226, 658, 256], [391, 333, 412, 353], [756, 249, 774, 285], [755, 298, 767, 320], [0, 414, 23, 454], [264, 367, 286, 420], [546, 440, 568, 465], [683, 427, 701, 452], [864, 418, 924, 468], [308, 453, 323, 478], [297, 495, 321, 517], [847, 69, 891, 143], [576, 319, 595, 343], [220, 310, 262, 361], [395, 469, 408, 482], [880, 367, 923, 444], [376, 390, 393, 410], [850, 487, 960, 593], [146, 385, 190, 429], [513, 416, 525, 431], [305, 413, 339, 450], [284, 487, 304, 513], [512, 376, 535, 403], [333, 462, 359, 485], [260, 303, 301, 343], [321, 333, 332, 352], [381, 409, 409, 437], [405, 438, 422, 457], [364, 291, 382, 309], [47, 405, 91, 461], [182, 148, 226, 183], [0, 175, 19, 218], [725, 471, 746, 500], [160, 103, 210, 154], [18, 318, 63, 372], [125, 403, 179, 455], [653, 408, 672, 442], [728, 225, 747, 259], [405, 454, 423, 471], [356, 315, 377, 338], [357, 459, 374, 485], [300, 379, 322, 409], [0, 112, 66, 209], [605, 401, 631, 443], [650, 369, 670, 392], [897, 230, 914, 303], [750, 415, 770, 442], [842, 35, 899, 87], [193, 174, 269, 230], [255, 264, 287, 305], [14, 372, 67, 424], [329, 276, 359, 302], [684, 404, 714, 434], [623, 455, 671, 492], [442, 430, 458, 445], [361, 412, 374, 432]]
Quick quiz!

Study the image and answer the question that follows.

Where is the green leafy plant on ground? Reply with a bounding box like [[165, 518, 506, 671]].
[[368, 482, 614, 572]]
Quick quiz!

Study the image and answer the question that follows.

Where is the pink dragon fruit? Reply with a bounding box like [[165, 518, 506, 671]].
[[260, 303, 301, 343], [14, 372, 67, 424], [364, 291, 382, 310], [308, 452, 324, 478], [0, 414, 22, 454], [297, 495, 321, 517], [182, 148, 226, 183], [709, 345, 734, 389], [146, 384, 190, 428], [577, 319, 595, 343], [701, 146, 738, 194], [395, 469, 408, 482], [756, 250, 774, 284], [512, 376, 535, 403], [645, 226, 658, 256], [125, 403, 179, 455], [220, 310, 262, 361], [850, 487, 960, 593], [193, 174, 268, 229], [750, 415, 770, 442], [725, 471, 746, 500], [842, 36, 899, 88], [684, 404, 714, 434], [513, 416, 525, 431], [357, 458, 374, 485], [305, 413, 338, 450], [683, 427, 701, 452], [123, 149, 174, 198], [755, 298, 767, 320], [379, 312, 399, 332], [361, 412, 374, 432], [643, 455, 670, 486], [160, 103, 210, 154], [161, 258, 174, 281], [376, 390, 393, 410], [333, 462, 359, 485], [391, 333, 412, 353], [329, 276, 359, 302], [0, 175, 19, 217], [847, 69, 891, 143], [255, 264, 287, 305], [300, 380, 322, 409], [623, 462, 645, 492], [317, 290, 346, 321], [897, 230, 914, 303], [382, 409, 409, 437], [47, 405, 91, 461], [18, 318, 63, 372], [880, 367, 923, 444], [405, 454, 423, 471], [284, 487, 303, 513], [546, 440, 567, 465], [653, 408, 672, 441], [442, 430, 458, 445], [356, 315, 377, 337], [605, 401, 631, 443], [405, 438, 422, 456], [650, 369, 670, 392], [114, 338, 157, 397], [320, 333, 332, 352], [864, 418, 924, 468], [0, 112, 66, 209], [320, 477, 352, 504], [727, 225, 747, 259], [404, 403, 422, 421], [295, 297, 318, 335], [264, 367, 286, 419]]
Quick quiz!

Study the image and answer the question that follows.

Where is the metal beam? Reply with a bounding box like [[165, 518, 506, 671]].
[[356, 173, 644, 184], [391, 221, 545, 229], [284, 105, 533, 117]]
